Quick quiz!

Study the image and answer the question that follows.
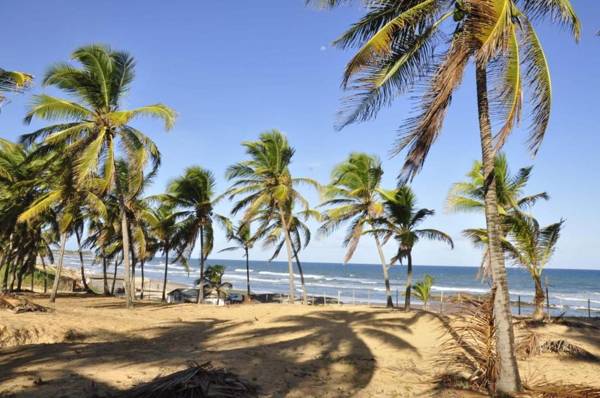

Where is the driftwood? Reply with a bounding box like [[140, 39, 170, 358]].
[[124, 361, 258, 398], [0, 294, 48, 314]]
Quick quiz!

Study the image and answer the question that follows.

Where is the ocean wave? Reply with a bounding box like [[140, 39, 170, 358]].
[[234, 268, 254, 273]]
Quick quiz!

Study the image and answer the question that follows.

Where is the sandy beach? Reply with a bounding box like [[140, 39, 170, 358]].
[[1, 295, 599, 397]]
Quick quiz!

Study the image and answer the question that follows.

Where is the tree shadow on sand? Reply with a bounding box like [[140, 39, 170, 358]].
[[0, 309, 434, 397]]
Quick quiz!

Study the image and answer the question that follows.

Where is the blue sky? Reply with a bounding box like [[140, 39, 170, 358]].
[[1, 1, 599, 269]]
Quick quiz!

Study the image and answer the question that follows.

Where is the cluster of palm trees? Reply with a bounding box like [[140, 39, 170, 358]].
[[309, 0, 578, 393]]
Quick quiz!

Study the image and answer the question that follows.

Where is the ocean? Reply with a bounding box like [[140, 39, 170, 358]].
[[60, 252, 600, 317]]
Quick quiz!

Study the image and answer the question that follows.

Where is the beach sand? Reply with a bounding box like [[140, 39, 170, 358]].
[[1, 295, 599, 397]]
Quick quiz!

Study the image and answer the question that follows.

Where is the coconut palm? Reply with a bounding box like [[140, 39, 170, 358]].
[[226, 130, 318, 304], [448, 154, 548, 277], [18, 156, 106, 302], [320, 153, 395, 307], [374, 186, 453, 311], [504, 214, 563, 321], [311, 0, 579, 391], [0, 68, 32, 105], [21, 44, 176, 308], [161, 166, 227, 304], [219, 220, 256, 301], [143, 204, 178, 302]]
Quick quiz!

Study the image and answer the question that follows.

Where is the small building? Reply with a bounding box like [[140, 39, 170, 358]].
[[166, 288, 199, 304]]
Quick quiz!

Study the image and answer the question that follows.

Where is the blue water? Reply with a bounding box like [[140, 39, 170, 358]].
[[62, 253, 600, 317]]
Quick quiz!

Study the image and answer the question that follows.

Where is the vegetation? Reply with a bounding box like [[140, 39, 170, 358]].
[[310, 0, 579, 392], [225, 130, 318, 304], [412, 274, 434, 310], [448, 156, 562, 320], [373, 186, 453, 310]]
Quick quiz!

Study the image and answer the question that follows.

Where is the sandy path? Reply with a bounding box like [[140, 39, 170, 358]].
[[0, 296, 599, 397]]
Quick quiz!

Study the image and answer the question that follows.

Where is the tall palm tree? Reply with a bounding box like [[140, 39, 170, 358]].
[[21, 44, 176, 308], [162, 166, 225, 304], [311, 1, 579, 392], [143, 204, 178, 302], [374, 186, 453, 311], [320, 153, 395, 307], [219, 220, 256, 301], [226, 130, 318, 304], [447, 154, 548, 276], [504, 214, 563, 321]]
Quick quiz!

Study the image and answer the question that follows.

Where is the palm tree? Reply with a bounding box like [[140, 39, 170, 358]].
[[374, 186, 453, 311], [161, 166, 226, 304], [21, 44, 176, 308], [226, 130, 318, 304], [320, 153, 395, 307], [0, 68, 32, 105], [143, 204, 178, 302], [18, 156, 106, 302], [219, 220, 256, 301], [504, 214, 563, 321], [447, 154, 548, 277], [412, 274, 434, 310], [310, 1, 579, 392]]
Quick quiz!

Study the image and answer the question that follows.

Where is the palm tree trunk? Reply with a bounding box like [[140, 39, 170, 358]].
[[278, 205, 296, 304], [244, 247, 251, 301], [404, 251, 413, 311], [102, 256, 109, 295], [532, 275, 545, 321], [140, 258, 145, 300], [291, 243, 308, 305], [197, 225, 205, 304], [111, 256, 118, 295], [113, 159, 134, 307], [373, 234, 393, 308], [40, 255, 48, 293], [49, 233, 67, 303], [1, 248, 10, 292], [476, 60, 521, 393], [127, 224, 136, 298], [75, 229, 90, 292], [162, 248, 169, 302]]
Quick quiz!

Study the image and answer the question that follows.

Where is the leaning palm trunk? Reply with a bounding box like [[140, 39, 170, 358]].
[[278, 207, 296, 304], [476, 61, 521, 393], [374, 235, 393, 308], [49, 233, 67, 303], [75, 229, 90, 292], [244, 248, 251, 302], [404, 252, 413, 311], [291, 243, 308, 305], [532, 275, 545, 321]]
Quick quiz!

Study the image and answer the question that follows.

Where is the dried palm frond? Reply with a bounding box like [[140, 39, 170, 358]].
[[520, 381, 600, 397], [0, 294, 48, 314], [125, 361, 258, 398], [517, 330, 542, 359], [540, 340, 598, 362], [436, 293, 498, 394]]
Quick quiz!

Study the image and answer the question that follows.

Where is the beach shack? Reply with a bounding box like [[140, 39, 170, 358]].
[[166, 288, 199, 304]]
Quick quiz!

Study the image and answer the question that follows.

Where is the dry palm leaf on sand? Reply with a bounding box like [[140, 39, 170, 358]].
[[125, 361, 258, 398], [0, 294, 48, 314]]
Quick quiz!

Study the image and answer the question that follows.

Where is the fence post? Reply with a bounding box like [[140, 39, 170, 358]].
[[352, 289, 355, 305], [589, 298, 592, 319], [396, 289, 399, 307], [338, 290, 341, 305], [440, 291, 444, 314], [518, 295, 521, 316], [323, 290, 326, 306]]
